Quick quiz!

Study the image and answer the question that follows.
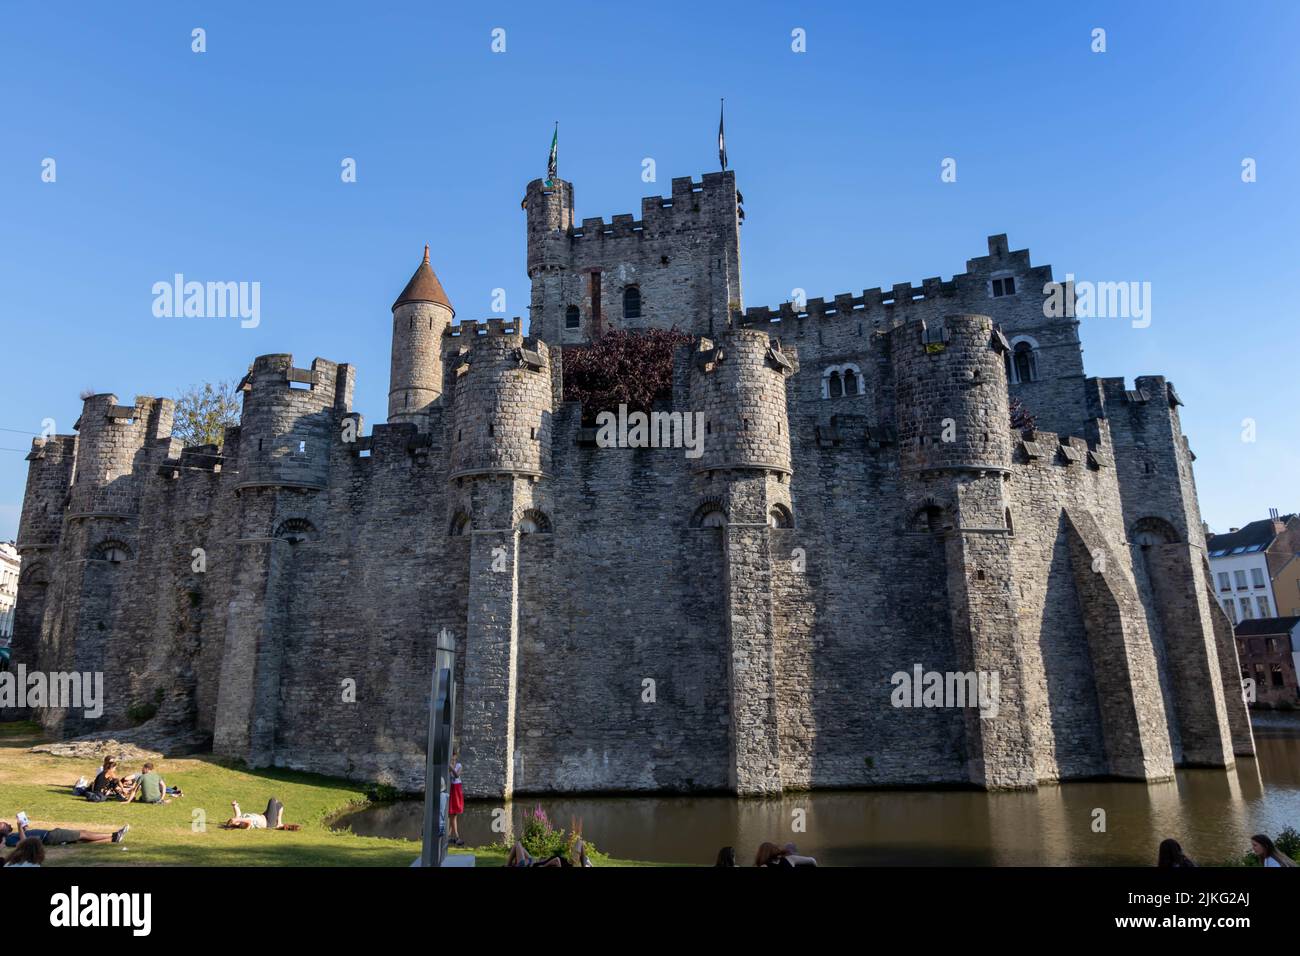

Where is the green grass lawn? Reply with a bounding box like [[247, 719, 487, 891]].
[[0, 722, 656, 867]]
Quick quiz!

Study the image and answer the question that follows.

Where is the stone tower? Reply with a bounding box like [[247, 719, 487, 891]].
[[389, 245, 454, 429], [688, 328, 795, 794], [891, 314, 1039, 789], [212, 354, 354, 765], [444, 320, 554, 798], [524, 172, 742, 344]]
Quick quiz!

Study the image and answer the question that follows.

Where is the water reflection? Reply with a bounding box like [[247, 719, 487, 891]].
[[334, 731, 1300, 866]]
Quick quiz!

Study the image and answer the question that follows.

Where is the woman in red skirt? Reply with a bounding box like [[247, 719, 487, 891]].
[[447, 749, 465, 846]]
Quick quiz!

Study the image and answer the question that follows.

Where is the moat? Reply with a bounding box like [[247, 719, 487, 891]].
[[334, 717, 1300, 866]]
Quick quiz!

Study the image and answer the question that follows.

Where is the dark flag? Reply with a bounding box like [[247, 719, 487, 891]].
[[545, 123, 558, 186], [718, 99, 727, 170]]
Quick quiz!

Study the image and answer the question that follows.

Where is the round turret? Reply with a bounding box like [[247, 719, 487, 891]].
[[236, 354, 343, 490], [689, 328, 792, 475], [389, 245, 454, 426], [891, 313, 1012, 475], [68, 393, 173, 516], [448, 331, 553, 480], [524, 177, 573, 279]]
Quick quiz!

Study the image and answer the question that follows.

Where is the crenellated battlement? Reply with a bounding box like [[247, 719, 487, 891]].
[[1084, 375, 1181, 422], [240, 354, 351, 409], [738, 234, 1055, 330], [564, 172, 738, 245], [1013, 429, 1112, 469], [444, 317, 523, 340]]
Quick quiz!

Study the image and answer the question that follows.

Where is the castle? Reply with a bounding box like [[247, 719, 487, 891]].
[[10, 168, 1254, 797]]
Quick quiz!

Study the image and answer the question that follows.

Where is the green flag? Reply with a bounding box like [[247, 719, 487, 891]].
[[545, 124, 558, 186]]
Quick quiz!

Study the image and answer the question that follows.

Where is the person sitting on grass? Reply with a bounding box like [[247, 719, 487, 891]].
[[754, 842, 794, 867], [782, 841, 818, 867], [1157, 838, 1196, 868], [85, 756, 133, 802], [221, 798, 300, 830], [0, 817, 129, 849], [1251, 834, 1297, 868], [4, 838, 45, 867], [126, 762, 170, 804]]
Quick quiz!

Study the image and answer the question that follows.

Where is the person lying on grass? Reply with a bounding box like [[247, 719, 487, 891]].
[[0, 817, 129, 849], [220, 798, 300, 830]]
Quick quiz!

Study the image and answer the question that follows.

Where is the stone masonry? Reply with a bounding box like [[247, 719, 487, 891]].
[[9, 165, 1253, 796]]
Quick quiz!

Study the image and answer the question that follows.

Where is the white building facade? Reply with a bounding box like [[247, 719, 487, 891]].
[[0, 541, 19, 643], [1208, 517, 1288, 624]]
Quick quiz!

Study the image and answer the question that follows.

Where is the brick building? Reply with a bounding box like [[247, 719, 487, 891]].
[[1236, 617, 1300, 708]]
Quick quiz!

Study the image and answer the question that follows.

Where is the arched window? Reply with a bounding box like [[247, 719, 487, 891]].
[[911, 506, 947, 534], [448, 512, 470, 537], [1009, 338, 1039, 384], [274, 518, 316, 544], [700, 509, 726, 528], [565, 305, 580, 329], [828, 372, 843, 398], [517, 509, 552, 534], [623, 286, 641, 319], [767, 505, 793, 529], [1131, 516, 1179, 547], [90, 540, 132, 563], [842, 367, 858, 396]]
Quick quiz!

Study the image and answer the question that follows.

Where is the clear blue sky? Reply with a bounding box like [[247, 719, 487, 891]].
[[1, 0, 1296, 539]]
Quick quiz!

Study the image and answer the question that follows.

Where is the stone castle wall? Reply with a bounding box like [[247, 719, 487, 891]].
[[9, 171, 1253, 796]]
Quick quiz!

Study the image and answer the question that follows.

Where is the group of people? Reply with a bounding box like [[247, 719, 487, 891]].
[[73, 756, 180, 804], [1158, 833, 1297, 868], [504, 838, 595, 867]]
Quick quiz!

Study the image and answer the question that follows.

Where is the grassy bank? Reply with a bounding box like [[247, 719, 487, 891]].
[[0, 722, 655, 867]]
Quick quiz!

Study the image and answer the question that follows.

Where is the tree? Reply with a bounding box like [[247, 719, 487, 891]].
[[562, 328, 694, 424], [172, 380, 241, 448], [1009, 394, 1037, 432]]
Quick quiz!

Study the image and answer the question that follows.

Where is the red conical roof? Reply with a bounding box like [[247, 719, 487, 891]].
[[392, 244, 454, 313]]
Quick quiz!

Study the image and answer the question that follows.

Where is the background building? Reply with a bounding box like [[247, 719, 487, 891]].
[[1236, 617, 1300, 708], [0, 541, 19, 644], [1208, 511, 1299, 623]]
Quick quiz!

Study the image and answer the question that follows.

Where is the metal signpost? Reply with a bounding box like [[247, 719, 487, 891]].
[[420, 628, 457, 867]]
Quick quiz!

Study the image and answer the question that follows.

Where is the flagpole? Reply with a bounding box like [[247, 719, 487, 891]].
[[718, 98, 727, 172]]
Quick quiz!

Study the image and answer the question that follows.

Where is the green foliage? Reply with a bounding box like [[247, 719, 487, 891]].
[[1277, 826, 1300, 858], [126, 701, 158, 725], [517, 804, 604, 862], [521, 804, 569, 859], [363, 781, 400, 803], [172, 379, 241, 449]]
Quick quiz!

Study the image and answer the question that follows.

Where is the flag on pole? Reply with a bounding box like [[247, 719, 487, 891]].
[[545, 123, 558, 186], [718, 99, 727, 171]]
